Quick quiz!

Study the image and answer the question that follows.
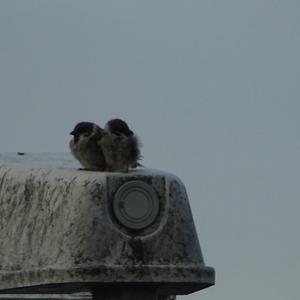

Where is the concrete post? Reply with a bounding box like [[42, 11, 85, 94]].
[[0, 153, 214, 299]]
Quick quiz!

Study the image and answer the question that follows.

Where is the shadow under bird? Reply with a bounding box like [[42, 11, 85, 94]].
[[69, 119, 141, 172]]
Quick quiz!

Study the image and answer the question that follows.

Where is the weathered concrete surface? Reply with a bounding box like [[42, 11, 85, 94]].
[[0, 292, 91, 300], [0, 153, 214, 296]]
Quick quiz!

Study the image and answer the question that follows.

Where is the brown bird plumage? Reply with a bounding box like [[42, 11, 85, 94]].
[[69, 119, 141, 172], [101, 119, 141, 172], [69, 122, 107, 171]]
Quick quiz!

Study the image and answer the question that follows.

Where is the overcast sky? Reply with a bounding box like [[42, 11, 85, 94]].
[[0, 1, 300, 299]]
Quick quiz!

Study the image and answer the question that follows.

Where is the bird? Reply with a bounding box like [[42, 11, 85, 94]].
[[69, 121, 108, 171], [104, 118, 134, 136], [101, 118, 141, 172]]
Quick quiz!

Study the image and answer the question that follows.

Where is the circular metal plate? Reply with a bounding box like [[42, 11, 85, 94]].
[[113, 181, 160, 230]]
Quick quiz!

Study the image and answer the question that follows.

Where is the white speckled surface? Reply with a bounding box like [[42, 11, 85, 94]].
[[0, 153, 214, 296]]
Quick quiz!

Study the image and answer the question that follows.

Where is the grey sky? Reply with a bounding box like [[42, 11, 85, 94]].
[[0, 1, 300, 299]]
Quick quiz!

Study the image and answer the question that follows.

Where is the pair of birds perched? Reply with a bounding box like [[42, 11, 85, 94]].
[[69, 119, 141, 172]]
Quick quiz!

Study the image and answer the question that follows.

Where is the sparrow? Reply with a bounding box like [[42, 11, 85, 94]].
[[100, 118, 141, 172], [69, 122, 107, 171]]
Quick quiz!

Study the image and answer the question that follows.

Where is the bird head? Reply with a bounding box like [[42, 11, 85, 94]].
[[105, 118, 133, 136], [70, 122, 100, 143]]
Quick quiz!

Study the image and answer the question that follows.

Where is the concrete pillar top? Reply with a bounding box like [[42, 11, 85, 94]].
[[0, 153, 214, 296]]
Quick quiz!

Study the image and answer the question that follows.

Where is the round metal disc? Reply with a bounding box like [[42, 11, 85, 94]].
[[113, 180, 160, 230]]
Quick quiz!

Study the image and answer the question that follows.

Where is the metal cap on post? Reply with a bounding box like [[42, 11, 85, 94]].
[[0, 153, 215, 300]]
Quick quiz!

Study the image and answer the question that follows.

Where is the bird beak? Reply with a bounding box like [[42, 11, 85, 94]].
[[70, 131, 75, 135]]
